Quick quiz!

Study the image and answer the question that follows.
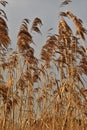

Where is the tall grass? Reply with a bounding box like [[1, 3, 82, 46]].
[[0, 0, 87, 130]]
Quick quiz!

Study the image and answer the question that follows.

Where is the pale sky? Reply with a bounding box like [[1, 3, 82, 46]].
[[3, 0, 87, 57]]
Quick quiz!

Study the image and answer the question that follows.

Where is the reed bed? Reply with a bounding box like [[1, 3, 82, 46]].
[[0, 0, 87, 130]]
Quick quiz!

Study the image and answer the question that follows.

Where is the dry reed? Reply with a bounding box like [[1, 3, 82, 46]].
[[0, 0, 87, 130]]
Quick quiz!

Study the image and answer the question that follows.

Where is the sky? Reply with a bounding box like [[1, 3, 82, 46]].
[[2, 0, 87, 57]]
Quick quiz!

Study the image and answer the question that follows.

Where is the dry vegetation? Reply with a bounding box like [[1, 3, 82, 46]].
[[0, 0, 87, 130]]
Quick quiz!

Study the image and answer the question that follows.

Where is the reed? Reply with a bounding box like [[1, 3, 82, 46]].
[[0, 0, 87, 130]]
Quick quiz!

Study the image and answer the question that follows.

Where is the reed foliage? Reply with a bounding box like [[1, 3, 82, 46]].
[[0, 0, 87, 130]]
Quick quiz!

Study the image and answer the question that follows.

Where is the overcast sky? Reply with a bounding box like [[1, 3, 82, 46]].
[[3, 0, 87, 57]]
